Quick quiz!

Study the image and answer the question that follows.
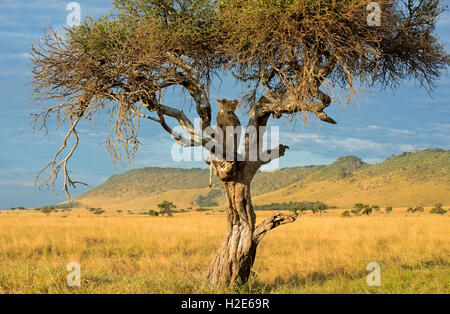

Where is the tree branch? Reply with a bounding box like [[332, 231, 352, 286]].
[[259, 91, 337, 124], [253, 213, 298, 244], [157, 112, 203, 147], [259, 144, 290, 166], [35, 114, 89, 198], [166, 52, 212, 131]]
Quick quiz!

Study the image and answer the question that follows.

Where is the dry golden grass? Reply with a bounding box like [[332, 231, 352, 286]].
[[0, 209, 448, 294], [78, 188, 210, 211]]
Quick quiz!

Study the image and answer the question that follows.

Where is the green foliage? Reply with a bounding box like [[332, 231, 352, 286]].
[[349, 204, 377, 216], [312, 203, 327, 215], [87, 208, 105, 215], [195, 207, 212, 212], [351, 204, 364, 215], [385, 206, 393, 213], [53, 201, 82, 209], [42, 201, 82, 211], [148, 210, 159, 216], [10, 207, 25, 210], [157, 201, 176, 216], [342, 211, 351, 217], [408, 206, 424, 213], [312, 156, 367, 181], [361, 205, 373, 216], [196, 189, 222, 207], [370, 149, 449, 182], [254, 201, 329, 212], [41, 206, 55, 215], [430, 204, 447, 215]]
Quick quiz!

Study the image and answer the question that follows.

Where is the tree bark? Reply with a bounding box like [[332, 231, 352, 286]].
[[207, 162, 297, 288]]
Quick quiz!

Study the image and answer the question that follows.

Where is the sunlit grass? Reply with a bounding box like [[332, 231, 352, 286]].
[[0, 210, 448, 294]]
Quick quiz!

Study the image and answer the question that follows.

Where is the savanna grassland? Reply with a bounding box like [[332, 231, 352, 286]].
[[0, 209, 448, 294]]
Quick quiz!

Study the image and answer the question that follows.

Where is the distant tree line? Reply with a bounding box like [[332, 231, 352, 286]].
[[254, 201, 332, 212], [196, 189, 223, 207]]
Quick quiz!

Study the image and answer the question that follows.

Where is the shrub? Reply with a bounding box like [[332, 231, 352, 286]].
[[196, 189, 222, 207], [342, 211, 351, 217], [41, 206, 55, 215], [148, 210, 159, 216], [362, 205, 373, 216], [87, 208, 104, 214], [408, 206, 424, 213], [254, 201, 329, 211], [312, 203, 327, 215], [351, 204, 364, 215], [385, 206, 393, 213], [431, 204, 447, 215], [157, 201, 176, 217], [195, 207, 212, 212]]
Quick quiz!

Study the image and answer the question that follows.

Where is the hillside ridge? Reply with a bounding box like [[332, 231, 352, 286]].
[[77, 149, 449, 209]]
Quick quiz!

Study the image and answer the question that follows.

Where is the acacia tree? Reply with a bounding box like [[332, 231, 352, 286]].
[[30, 0, 448, 288], [157, 200, 176, 216]]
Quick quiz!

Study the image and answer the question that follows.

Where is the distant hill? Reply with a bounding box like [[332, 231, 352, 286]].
[[76, 149, 449, 210]]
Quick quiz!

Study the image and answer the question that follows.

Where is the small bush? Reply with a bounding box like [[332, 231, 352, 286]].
[[342, 211, 351, 217], [195, 207, 212, 212], [41, 206, 55, 215], [312, 203, 327, 215], [158, 201, 176, 217], [148, 210, 159, 216], [407, 206, 424, 213], [431, 204, 447, 215], [362, 205, 373, 216], [385, 206, 393, 213], [87, 208, 104, 214]]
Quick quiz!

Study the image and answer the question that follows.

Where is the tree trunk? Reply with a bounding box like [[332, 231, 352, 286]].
[[207, 162, 297, 288], [207, 180, 257, 287]]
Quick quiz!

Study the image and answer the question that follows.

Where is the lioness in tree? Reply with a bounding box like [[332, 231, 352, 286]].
[[209, 99, 241, 188]]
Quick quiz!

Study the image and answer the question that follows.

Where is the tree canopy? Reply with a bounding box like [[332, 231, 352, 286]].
[[30, 0, 449, 196]]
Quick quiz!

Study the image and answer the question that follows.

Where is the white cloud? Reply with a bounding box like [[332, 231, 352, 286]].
[[314, 136, 385, 152], [0, 179, 34, 187]]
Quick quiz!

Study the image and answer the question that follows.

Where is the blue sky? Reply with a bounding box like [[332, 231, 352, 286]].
[[0, 0, 449, 209]]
